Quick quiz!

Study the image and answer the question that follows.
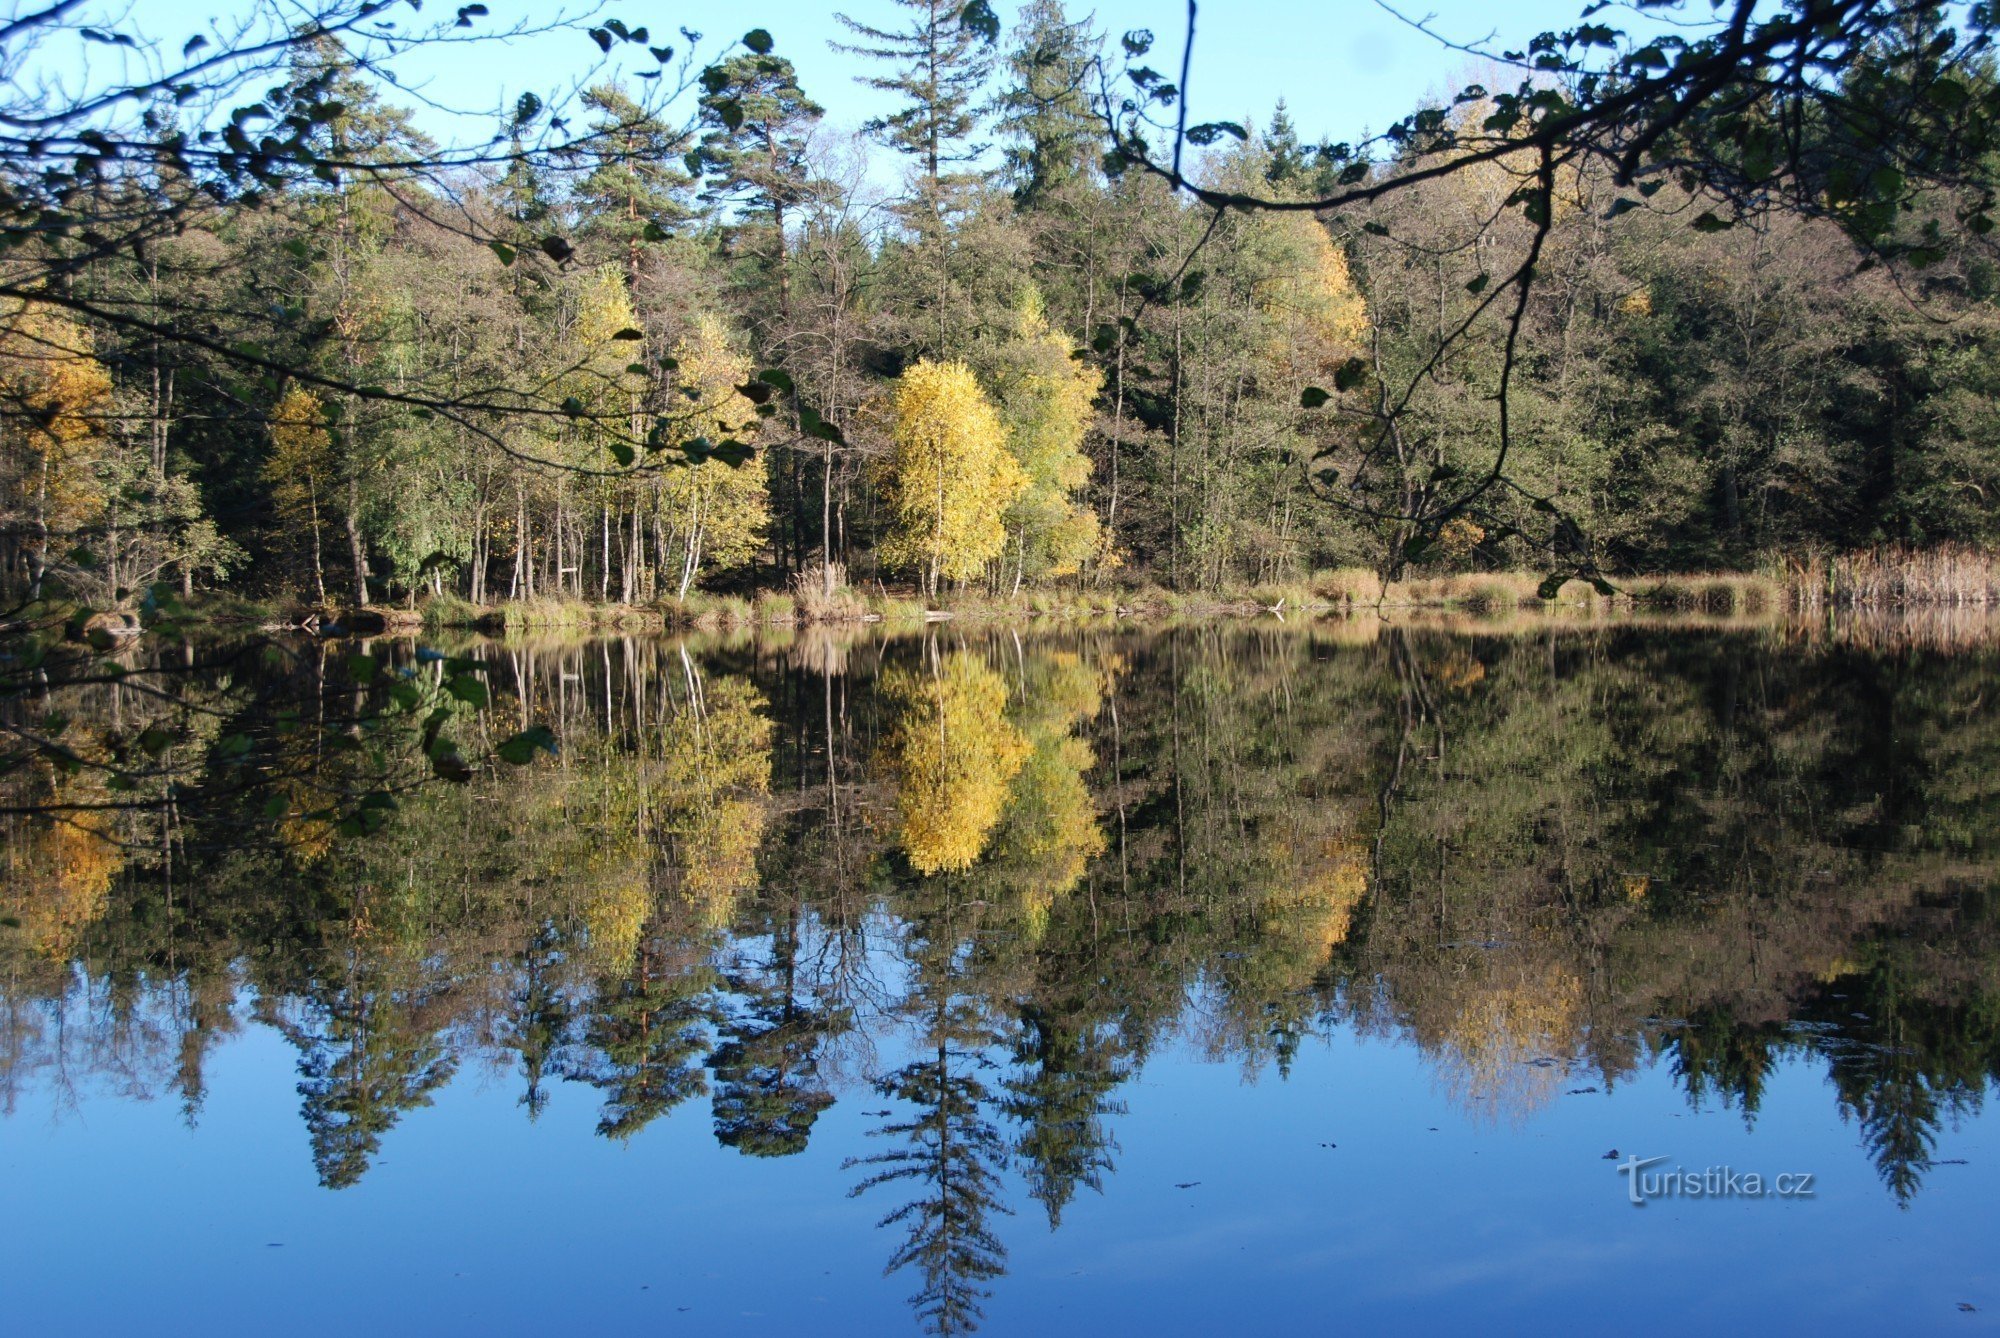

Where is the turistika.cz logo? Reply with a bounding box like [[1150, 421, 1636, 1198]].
[[1616, 1154, 1817, 1205]]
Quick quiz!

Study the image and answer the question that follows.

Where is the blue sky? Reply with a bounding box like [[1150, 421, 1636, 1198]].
[[374, 0, 1639, 165]]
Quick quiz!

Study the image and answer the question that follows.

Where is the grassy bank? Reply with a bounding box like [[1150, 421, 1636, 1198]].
[[219, 549, 1998, 637]]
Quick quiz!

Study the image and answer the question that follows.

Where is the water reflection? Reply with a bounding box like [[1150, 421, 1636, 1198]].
[[3, 620, 1999, 1331]]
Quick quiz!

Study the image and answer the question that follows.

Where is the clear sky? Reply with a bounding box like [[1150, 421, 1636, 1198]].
[[372, 0, 1636, 164]]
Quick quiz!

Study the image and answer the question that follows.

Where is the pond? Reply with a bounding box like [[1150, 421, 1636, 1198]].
[[3, 617, 1998, 1334]]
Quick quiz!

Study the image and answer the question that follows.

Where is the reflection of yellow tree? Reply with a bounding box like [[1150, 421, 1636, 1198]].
[[658, 673, 774, 927], [1433, 958, 1584, 1123], [983, 652, 1109, 935], [1261, 834, 1371, 959], [579, 878, 652, 969], [1, 813, 120, 958], [881, 653, 1030, 876]]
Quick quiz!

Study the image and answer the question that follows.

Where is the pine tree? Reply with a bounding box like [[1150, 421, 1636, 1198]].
[[832, 0, 997, 186], [694, 53, 824, 317], [993, 0, 1102, 204], [575, 82, 696, 286]]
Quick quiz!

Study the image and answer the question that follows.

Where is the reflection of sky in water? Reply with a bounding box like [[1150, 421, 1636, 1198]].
[[3, 982, 1994, 1334]]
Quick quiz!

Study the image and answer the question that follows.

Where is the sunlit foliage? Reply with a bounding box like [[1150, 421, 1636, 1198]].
[[877, 361, 1028, 596]]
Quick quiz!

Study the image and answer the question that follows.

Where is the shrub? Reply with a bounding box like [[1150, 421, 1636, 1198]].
[[1311, 567, 1384, 606]]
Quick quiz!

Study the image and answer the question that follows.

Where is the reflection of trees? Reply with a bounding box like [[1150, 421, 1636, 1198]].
[[710, 910, 846, 1158], [265, 946, 459, 1190], [974, 650, 1108, 937], [657, 664, 775, 928], [505, 924, 569, 1121], [6, 624, 2000, 1225], [0, 810, 120, 959], [999, 1007, 1129, 1229], [848, 991, 1011, 1336], [564, 936, 718, 1142], [879, 649, 1029, 876]]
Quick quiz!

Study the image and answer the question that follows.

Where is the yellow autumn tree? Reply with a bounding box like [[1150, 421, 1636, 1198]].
[[880, 651, 1031, 876], [878, 360, 1028, 597], [266, 386, 336, 602], [0, 303, 113, 597], [660, 316, 769, 597], [1254, 212, 1370, 379], [986, 291, 1103, 590]]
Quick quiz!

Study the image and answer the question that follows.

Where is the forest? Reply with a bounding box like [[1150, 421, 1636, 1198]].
[[6, 0, 2000, 619]]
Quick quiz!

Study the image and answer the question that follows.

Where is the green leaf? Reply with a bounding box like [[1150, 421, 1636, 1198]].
[[346, 654, 378, 683], [608, 440, 635, 466], [1690, 211, 1733, 233], [446, 675, 490, 709], [560, 396, 586, 418], [1184, 121, 1247, 146], [496, 726, 558, 765], [742, 28, 774, 54], [798, 404, 846, 444], [960, 0, 1000, 42], [1465, 273, 1489, 294], [1604, 198, 1642, 220], [488, 240, 516, 266], [1333, 357, 1368, 392], [432, 750, 475, 783], [611, 327, 644, 341], [756, 368, 795, 392], [1537, 573, 1568, 601], [1300, 386, 1331, 409]]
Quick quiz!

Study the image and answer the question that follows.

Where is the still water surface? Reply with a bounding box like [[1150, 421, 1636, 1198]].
[[3, 619, 1998, 1333]]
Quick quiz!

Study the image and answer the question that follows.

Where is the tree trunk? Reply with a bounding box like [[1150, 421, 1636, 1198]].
[[345, 477, 369, 606]]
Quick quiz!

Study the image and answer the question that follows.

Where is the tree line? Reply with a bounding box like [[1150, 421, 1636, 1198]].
[[6, 1, 2000, 616]]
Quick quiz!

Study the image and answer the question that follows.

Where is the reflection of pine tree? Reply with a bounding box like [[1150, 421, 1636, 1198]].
[[272, 951, 458, 1190], [565, 940, 717, 1140], [999, 1006, 1128, 1228], [505, 923, 570, 1122], [848, 969, 1011, 1336], [709, 995, 837, 1156], [710, 914, 846, 1157], [1849, 1068, 1939, 1206], [1669, 1006, 1781, 1124], [1821, 970, 1970, 1208]]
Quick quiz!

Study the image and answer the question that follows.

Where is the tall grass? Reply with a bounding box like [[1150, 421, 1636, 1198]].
[[1799, 546, 2000, 608], [1311, 567, 1385, 606]]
